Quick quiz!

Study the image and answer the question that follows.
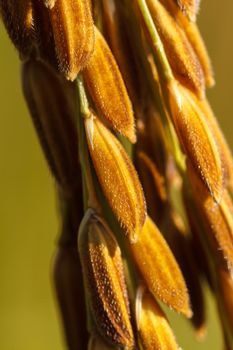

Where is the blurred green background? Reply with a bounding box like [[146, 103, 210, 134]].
[[0, 2, 232, 349]]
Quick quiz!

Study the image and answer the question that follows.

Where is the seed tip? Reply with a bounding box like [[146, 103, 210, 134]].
[[44, 0, 56, 9], [195, 324, 207, 341]]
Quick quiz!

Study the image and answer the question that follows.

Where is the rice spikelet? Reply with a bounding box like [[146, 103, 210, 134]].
[[187, 163, 233, 270], [78, 209, 134, 348], [131, 216, 192, 317], [84, 115, 146, 243], [136, 287, 180, 349], [49, 0, 95, 80], [167, 80, 224, 203], [83, 27, 136, 143]]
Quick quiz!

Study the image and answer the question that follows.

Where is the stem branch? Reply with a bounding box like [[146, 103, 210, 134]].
[[77, 77, 101, 213], [136, 0, 173, 82]]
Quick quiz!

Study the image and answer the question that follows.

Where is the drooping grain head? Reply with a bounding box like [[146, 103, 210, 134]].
[[84, 114, 146, 243], [1, 0, 233, 348], [78, 209, 135, 348]]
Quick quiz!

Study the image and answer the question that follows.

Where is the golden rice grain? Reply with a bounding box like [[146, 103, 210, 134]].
[[167, 80, 224, 203], [145, 0, 205, 97], [136, 287, 180, 349], [131, 216, 192, 317], [83, 27, 136, 143], [84, 115, 146, 242], [49, 0, 95, 80], [78, 209, 134, 348]]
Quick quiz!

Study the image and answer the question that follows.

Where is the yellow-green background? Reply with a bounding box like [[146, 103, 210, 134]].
[[0, 2, 232, 349]]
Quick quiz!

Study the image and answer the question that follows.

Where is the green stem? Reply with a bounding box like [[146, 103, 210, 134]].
[[77, 77, 89, 116], [136, 0, 173, 82], [165, 118, 186, 174], [118, 134, 133, 158], [77, 76, 101, 213], [134, 0, 185, 172]]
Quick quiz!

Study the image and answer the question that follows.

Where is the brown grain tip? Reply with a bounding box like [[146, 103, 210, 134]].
[[43, 0, 56, 8], [176, 0, 200, 22]]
